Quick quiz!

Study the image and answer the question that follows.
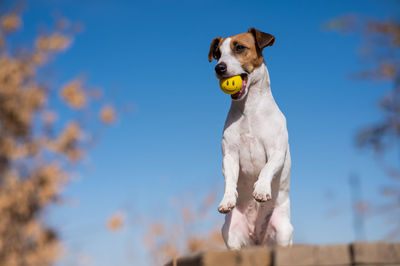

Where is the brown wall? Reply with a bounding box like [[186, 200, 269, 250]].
[[165, 242, 400, 266]]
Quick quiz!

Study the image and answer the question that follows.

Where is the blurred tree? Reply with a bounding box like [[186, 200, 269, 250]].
[[141, 190, 225, 266], [0, 8, 115, 266], [326, 13, 400, 238]]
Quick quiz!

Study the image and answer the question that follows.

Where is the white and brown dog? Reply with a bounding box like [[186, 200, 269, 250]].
[[208, 28, 293, 249]]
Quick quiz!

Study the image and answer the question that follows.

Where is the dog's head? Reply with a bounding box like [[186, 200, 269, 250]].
[[208, 28, 275, 100]]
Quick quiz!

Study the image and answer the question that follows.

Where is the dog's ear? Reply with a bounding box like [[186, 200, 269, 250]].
[[248, 28, 275, 51], [208, 37, 222, 62]]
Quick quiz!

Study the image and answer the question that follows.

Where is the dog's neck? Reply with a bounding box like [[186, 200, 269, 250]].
[[231, 63, 276, 115]]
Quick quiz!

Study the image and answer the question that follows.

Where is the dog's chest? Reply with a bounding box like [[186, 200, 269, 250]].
[[233, 116, 267, 177]]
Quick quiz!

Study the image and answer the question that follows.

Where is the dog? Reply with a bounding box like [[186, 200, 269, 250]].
[[208, 28, 293, 249]]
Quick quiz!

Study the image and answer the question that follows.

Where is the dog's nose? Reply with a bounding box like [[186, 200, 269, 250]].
[[215, 62, 227, 75]]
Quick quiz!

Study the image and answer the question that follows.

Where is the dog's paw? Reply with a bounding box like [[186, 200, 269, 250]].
[[253, 181, 271, 202], [218, 192, 237, 214]]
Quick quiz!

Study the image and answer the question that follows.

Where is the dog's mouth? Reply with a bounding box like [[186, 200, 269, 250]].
[[231, 74, 248, 100]]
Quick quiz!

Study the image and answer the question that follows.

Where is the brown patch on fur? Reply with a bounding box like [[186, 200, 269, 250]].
[[248, 28, 275, 50], [208, 37, 222, 62], [208, 28, 275, 74], [229, 32, 264, 73]]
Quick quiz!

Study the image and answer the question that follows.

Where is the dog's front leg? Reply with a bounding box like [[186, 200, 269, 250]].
[[218, 150, 239, 214], [253, 147, 286, 202]]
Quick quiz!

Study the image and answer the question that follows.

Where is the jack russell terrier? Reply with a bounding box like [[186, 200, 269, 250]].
[[208, 28, 293, 249]]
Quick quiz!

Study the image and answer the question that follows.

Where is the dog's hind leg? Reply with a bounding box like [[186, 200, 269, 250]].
[[262, 200, 293, 246], [222, 208, 254, 249]]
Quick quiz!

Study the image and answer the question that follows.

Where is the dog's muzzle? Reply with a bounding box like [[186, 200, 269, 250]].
[[215, 62, 227, 76]]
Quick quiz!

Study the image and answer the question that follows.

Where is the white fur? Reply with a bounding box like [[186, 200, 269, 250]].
[[216, 42, 293, 248], [218, 38, 245, 77]]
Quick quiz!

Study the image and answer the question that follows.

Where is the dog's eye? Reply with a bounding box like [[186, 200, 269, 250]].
[[214, 49, 221, 59], [235, 45, 246, 53]]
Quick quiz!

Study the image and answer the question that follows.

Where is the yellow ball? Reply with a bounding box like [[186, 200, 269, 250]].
[[219, 75, 242, 95]]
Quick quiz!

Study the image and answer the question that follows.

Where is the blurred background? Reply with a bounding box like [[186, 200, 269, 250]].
[[0, 0, 399, 265]]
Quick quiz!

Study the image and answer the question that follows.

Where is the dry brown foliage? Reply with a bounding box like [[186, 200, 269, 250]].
[[60, 80, 86, 109], [107, 212, 125, 232], [100, 105, 116, 124], [326, 14, 400, 239], [0, 10, 114, 265], [142, 190, 225, 266]]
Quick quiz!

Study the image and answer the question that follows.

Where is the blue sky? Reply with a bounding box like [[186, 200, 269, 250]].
[[10, 0, 400, 265]]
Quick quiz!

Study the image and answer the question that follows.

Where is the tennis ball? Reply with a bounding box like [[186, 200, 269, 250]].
[[219, 75, 242, 95]]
